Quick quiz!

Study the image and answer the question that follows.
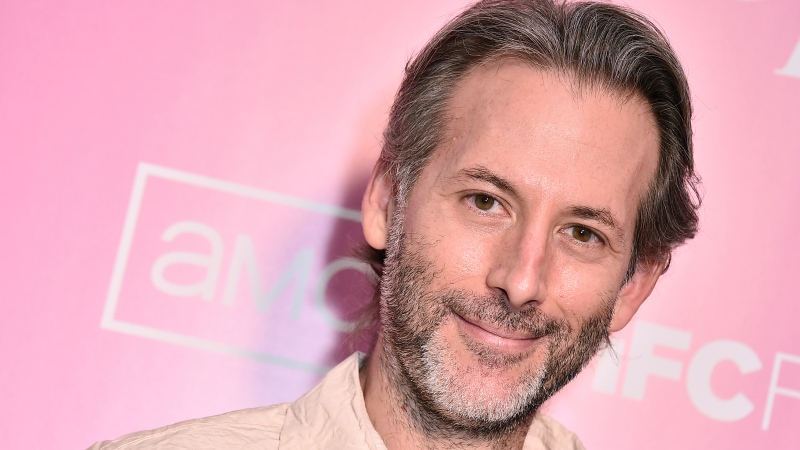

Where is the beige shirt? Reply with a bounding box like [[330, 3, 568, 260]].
[[90, 353, 585, 450]]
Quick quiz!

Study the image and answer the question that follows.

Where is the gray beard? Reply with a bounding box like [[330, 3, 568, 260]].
[[377, 218, 616, 442]]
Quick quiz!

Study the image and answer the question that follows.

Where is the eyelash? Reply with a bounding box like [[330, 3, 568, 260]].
[[465, 193, 607, 246], [466, 192, 505, 214], [563, 225, 606, 246]]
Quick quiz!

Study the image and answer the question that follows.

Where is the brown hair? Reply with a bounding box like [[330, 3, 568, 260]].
[[353, 0, 701, 341]]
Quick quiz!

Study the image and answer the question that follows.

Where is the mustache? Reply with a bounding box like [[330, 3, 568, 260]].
[[437, 289, 568, 339]]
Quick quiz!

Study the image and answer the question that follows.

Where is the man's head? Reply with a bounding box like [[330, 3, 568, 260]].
[[358, 0, 700, 439]]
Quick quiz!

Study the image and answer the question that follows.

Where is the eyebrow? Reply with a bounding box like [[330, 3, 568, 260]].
[[569, 205, 625, 240], [453, 166, 520, 197], [450, 166, 626, 240]]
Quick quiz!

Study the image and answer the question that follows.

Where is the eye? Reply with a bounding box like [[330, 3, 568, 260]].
[[473, 194, 498, 211], [566, 225, 600, 244]]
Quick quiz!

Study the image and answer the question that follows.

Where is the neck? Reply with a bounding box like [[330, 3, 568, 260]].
[[360, 334, 533, 450]]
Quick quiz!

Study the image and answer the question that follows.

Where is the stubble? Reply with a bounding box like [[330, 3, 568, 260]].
[[376, 213, 617, 443]]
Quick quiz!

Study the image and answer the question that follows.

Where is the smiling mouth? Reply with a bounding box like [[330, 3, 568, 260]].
[[452, 311, 541, 353]]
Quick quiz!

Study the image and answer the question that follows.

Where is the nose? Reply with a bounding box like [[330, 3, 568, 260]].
[[485, 221, 549, 311]]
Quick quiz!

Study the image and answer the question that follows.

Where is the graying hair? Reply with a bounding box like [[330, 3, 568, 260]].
[[353, 0, 700, 342]]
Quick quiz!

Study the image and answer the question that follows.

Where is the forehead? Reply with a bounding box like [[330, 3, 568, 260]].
[[427, 60, 659, 230]]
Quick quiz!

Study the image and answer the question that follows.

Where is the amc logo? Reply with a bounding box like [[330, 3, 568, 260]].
[[102, 163, 370, 373]]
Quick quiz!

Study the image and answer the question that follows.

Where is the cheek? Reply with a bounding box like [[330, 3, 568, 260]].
[[547, 257, 617, 322], [407, 200, 497, 285], [549, 261, 581, 309], [452, 240, 491, 280], [425, 225, 496, 286]]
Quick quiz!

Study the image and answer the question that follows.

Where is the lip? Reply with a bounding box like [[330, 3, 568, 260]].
[[453, 312, 540, 353]]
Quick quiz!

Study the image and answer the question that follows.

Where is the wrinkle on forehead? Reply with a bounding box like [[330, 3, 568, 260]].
[[442, 58, 657, 154], [425, 58, 659, 235]]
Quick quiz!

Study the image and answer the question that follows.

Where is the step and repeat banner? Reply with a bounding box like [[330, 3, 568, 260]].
[[1, 0, 798, 448]]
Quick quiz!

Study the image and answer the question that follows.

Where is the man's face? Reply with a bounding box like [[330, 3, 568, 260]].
[[370, 60, 660, 432]]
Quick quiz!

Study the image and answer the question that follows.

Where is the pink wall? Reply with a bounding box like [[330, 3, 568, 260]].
[[1, 0, 799, 448]]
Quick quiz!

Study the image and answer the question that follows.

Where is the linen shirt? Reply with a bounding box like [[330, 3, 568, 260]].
[[89, 353, 586, 450]]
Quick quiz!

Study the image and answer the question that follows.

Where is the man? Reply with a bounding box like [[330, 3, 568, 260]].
[[92, 0, 699, 448]]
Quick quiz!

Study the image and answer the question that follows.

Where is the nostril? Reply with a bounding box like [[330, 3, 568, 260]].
[[496, 287, 509, 302]]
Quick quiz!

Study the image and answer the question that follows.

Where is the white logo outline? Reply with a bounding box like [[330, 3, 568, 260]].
[[101, 162, 361, 374]]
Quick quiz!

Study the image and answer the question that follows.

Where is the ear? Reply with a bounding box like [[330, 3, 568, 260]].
[[361, 164, 393, 250], [609, 258, 667, 332]]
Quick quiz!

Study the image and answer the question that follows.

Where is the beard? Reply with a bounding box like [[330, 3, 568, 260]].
[[377, 218, 616, 440]]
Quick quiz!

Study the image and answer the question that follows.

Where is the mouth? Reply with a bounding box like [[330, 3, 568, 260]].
[[452, 311, 541, 354]]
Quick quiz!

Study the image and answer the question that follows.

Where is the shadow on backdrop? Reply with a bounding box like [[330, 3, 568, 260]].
[[316, 95, 389, 368]]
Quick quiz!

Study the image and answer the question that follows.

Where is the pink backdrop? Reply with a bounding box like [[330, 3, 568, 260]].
[[2, 0, 799, 448]]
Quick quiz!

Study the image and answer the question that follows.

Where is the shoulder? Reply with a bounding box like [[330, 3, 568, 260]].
[[88, 403, 290, 450], [525, 413, 586, 450]]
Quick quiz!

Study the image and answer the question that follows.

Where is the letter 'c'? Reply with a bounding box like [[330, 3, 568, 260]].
[[686, 340, 762, 422]]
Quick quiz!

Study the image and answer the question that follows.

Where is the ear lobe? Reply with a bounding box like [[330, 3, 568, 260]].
[[609, 259, 666, 332], [361, 165, 393, 251]]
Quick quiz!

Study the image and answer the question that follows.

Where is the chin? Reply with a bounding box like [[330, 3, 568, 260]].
[[417, 326, 549, 425]]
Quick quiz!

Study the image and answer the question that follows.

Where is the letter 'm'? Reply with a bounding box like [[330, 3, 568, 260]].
[[222, 235, 313, 312]]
